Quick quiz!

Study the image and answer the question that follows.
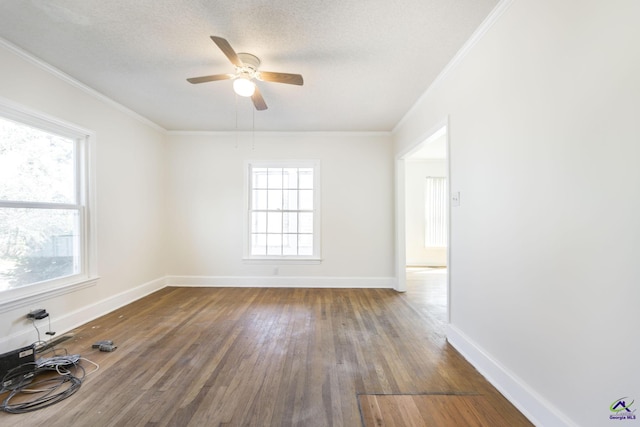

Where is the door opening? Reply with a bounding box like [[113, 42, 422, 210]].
[[395, 122, 450, 321]]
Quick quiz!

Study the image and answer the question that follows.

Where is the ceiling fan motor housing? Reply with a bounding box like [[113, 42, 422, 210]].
[[237, 53, 261, 77]]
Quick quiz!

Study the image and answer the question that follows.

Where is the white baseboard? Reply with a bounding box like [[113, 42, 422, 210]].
[[0, 276, 167, 352], [446, 324, 577, 427], [166, 275, 396, 289], [53, 275, 168, 334]]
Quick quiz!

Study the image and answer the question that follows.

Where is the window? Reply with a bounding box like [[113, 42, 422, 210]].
[[245, 161, 321, 260], [425, 176, 447, 247], [0, 102, 96, 305]]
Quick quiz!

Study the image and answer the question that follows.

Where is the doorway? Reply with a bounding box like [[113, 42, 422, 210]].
[[395, 122, 450, 320]]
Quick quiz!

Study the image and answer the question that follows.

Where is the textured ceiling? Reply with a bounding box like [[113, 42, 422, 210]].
[[0, 0, 499, 131]]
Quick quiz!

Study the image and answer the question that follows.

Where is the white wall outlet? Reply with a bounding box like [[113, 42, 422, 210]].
[[452, 191, 461, 207]]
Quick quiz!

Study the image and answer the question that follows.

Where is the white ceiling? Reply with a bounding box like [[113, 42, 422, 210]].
[[0, 0, 499, 132]]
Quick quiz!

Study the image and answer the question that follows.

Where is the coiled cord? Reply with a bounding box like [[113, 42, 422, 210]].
[[1, 354, 99, 414]]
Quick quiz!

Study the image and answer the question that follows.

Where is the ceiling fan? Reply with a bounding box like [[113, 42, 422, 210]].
[[187, 36, 304, 111]]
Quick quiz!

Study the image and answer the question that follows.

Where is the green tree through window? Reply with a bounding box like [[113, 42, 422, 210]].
[[0, 116, 80, 290]]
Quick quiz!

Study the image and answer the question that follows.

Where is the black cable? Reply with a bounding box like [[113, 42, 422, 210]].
[[0, 360, 85, 414], [31, 318, 41, 343], [1, 371, 82, 413], [31, 314, 59, 354], [0, 361, 38, 391]]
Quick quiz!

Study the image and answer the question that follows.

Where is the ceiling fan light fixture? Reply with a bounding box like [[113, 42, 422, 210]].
[[187, 36, 303, 110], [233, 77, 255, 97]]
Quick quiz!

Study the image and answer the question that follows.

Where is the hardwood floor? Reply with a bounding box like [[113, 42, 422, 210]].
[[0, 272, 532, 426], [359, 394, 525, 427]]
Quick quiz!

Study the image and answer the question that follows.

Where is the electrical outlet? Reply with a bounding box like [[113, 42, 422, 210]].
[[452, 191, 461, 207]]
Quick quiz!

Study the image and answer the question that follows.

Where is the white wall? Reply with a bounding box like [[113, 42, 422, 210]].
[[394, 1, 640, 425], [0, 41, 167, 352], [0, 38, 395, 353], [166, 131, 395, 286], [405, 160, 447, 266]]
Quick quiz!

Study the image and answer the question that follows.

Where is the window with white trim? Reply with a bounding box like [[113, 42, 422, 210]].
[[0, 105, 95, 298], [425, 176, 447, 247], [245, 161, 321, 260]]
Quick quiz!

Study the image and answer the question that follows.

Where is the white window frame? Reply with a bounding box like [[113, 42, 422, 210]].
[[0, 99, 98, 313], [243, 160, 321, 263]]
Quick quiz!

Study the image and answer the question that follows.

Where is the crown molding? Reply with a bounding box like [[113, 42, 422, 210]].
[[166, 130, 392, 137], [0, 37, 166, 133], [392, 0, 516, 134]]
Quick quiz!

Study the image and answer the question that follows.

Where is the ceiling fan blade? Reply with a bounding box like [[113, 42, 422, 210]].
[[258, 71, 304, 86], [187, 73, 234, 84], [251, 86, 268, 111], [210, 36, 243, 68]]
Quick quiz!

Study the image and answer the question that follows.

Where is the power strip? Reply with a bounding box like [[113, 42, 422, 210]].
[[36, 354, 81, 368], [92, 340, 117, 352]]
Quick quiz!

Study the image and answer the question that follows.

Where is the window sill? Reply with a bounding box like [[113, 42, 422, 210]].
[[242, 257, 322, 265], [0, 275, 99, 314]]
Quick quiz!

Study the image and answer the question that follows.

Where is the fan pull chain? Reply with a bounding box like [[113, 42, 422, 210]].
[[252, 104, 255, 151]]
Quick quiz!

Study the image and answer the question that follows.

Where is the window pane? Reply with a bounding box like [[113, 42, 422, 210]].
[[298, 168, 313, 189], [267, 212, 282, 233], [0, 117, 76, 204], [298, 234, 313, 256], [283, 212, 298, 233], [282, 168, 298, 189], [252, 168, 268, 188], [283, 190, 298, 211], [0, 208, 80, 290], [266, 234, 282, 255], [283, 234, 298, 255], [251, 234, 267, 255], [299, 190, 313, 210], [425, 177, 447, 247], [252, 189, 267, 210], [267, 168, 283, 189], [299, 212, 313, 233], [267, 190, 283, 210], [252, 212, 267, 233]]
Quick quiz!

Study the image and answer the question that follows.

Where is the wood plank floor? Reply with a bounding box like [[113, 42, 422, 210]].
[[0, 271, 532, 426], [359, 394, 523, 427]]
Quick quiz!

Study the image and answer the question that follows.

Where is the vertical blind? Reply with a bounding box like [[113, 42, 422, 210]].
[[425, 177, 447, 247]]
